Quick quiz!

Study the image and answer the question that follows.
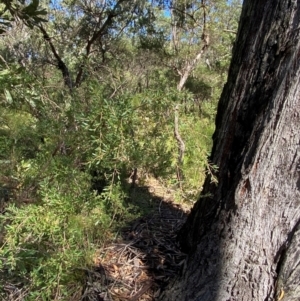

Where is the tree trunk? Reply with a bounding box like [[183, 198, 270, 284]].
[[174, 104, 185, 185], [160, 0, 300, 300], [176, 39, 209, 92]]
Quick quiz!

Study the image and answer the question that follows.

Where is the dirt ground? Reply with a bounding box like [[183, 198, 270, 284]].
[[82, 178, 192, 301]]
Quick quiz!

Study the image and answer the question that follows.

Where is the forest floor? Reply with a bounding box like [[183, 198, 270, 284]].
[[82, 178, 192, 301]]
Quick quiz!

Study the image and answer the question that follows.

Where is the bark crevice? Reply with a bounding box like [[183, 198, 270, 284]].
[[161, 0, 300, 300]]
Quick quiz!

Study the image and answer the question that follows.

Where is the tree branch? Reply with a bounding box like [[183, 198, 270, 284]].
[[174, 104, 185, 186], [177, 0, 209, 91], [38, 25, 73, 90], [75, 0, 127, 87], [223, 29, 237, 34]]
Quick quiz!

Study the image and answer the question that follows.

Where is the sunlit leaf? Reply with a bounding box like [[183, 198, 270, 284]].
[[4, 89, 13, 103]]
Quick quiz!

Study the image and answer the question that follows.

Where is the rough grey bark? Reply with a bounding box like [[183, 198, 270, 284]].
[[160, 0, 300, 300]]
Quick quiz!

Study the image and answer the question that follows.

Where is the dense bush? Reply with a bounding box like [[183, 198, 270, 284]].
[[0, 0, 240, 298]]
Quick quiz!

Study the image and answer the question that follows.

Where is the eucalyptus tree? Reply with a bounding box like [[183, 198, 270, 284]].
[[141, 0, 242, 185], [150, 0, 241, 92], [160, 0, 300, 300]]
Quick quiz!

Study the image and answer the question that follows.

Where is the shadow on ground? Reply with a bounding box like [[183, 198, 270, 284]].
[[82, 181, 190, 301]]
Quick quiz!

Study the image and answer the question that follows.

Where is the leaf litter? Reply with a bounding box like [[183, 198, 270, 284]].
[[82, 179, 190, 301]]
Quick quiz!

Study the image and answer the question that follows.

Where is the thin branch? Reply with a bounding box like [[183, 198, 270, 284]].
[[177, 0, 209, 91], [170, 5, 197, 23], [75, 0, 127, 87], [38, 25, 73, 90], [0, 54, 9, 68], [174, 104, 185, 186], [223, 29, 237, 34]]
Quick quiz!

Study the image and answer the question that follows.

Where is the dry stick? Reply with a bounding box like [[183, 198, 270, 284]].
[[174, 104, 185, 187], [223, 29, 237, 34], [128, 281, 152, 301], [173, 2, 210, 185]]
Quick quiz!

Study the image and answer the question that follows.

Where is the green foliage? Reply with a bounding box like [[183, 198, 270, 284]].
[[180, 100, 217, 199], [0, 0, 47, 34], [0, 0, 242, 299], [0, 165, 130, 299]]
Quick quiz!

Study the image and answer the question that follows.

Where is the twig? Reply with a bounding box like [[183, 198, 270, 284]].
[[174, 104, 185, 186], [129, 281, 152, 301]]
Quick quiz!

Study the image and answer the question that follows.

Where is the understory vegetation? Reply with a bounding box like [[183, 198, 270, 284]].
[[0, 0, 241, 299]]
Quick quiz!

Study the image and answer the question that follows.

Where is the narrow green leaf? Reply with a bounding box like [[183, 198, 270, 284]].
[[4, 89, 12, 103]]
